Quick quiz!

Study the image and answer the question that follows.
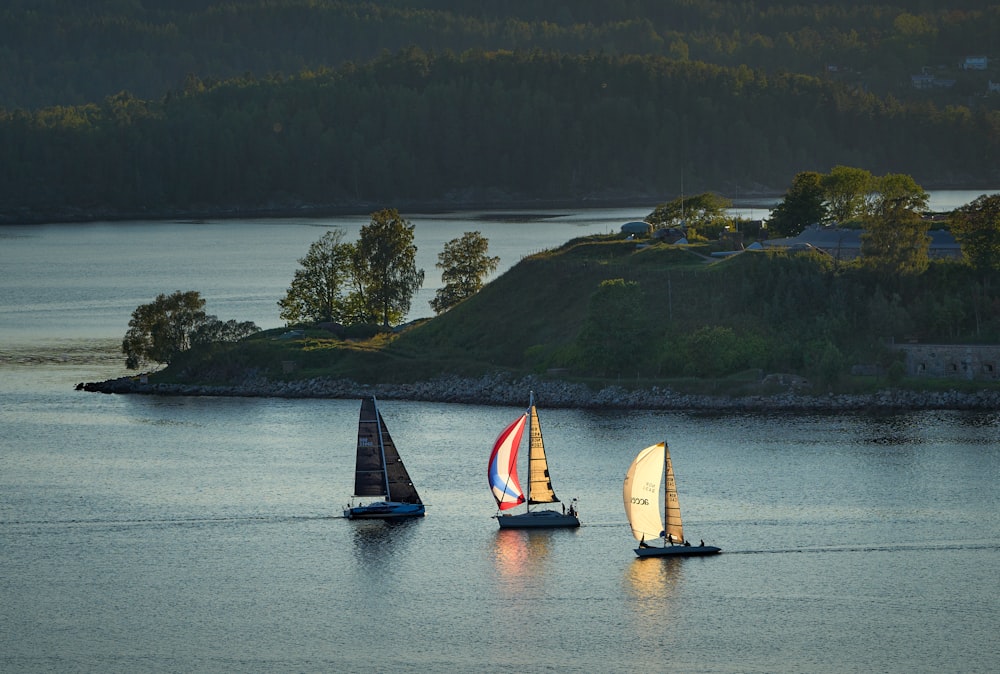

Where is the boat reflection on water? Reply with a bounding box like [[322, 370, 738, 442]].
[[491, 528, 553, 594], [486, 528, 562, 645], [348, 517, 421, 569], [624, 556, 684, 626]]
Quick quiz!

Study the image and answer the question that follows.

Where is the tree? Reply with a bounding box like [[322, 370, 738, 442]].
[[950, 194, 1000, 275], [767, 171, 827, 237], [860, 173, 930, 277], [122, 291, 259, 370], [646, 192, 732, 240], [190, 318, 261, 346], [822, 165, 874, 224], [122, 290, 207, 369], [351, 208, 425, 327], [431, 231, 500, 314], [277, 229, 353, 325], [949, 194, 1000, 337]]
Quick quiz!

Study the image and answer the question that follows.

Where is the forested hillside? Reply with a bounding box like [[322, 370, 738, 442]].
[[2, 2, 999, 222], [2, 1, 998, 110], [2, 50, 998, 223]]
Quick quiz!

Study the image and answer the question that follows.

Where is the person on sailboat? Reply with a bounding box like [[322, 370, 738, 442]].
[[639, 535, 650, 549], [700, 539, 705, 547]]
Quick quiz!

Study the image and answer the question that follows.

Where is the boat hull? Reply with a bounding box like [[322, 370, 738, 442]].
[[344, 501, 425, 520], [634, 545, 721, 558], [496, 509, 580, 529]]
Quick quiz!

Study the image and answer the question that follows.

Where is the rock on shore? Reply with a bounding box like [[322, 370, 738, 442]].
[[77, 372, 1000, 411]]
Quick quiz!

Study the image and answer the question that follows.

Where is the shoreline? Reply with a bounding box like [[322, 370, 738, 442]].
[[0, 195, 679, 226], [78, 372, 1000, 412], [4, 183, 995, 226]]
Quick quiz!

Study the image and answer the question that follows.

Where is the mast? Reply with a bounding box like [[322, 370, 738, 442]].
[[524, 391, 542, 512], [526, 391, 534, 511], [375, 396, 390, 500]]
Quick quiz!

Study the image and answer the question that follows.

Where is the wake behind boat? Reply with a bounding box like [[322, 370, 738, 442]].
[[623, 441, 720, 557], [344, 396, 425, 520], [488, 392, 579, 529]]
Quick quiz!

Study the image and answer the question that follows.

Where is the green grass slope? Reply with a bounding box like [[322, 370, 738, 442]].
[[159, 232, 1000, 394]]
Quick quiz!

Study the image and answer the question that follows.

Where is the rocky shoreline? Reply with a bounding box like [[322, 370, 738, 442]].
[[78, 372, 1000, 412]]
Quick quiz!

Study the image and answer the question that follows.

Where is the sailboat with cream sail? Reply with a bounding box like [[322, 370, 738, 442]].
[[488, 392, 579, 528], [623, 441, 720, 557], [344, 396, 425, 520]]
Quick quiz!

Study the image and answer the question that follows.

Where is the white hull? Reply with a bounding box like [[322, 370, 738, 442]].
[[634, 544, 721, 558], [496, 509, 580, 529], [344, 501, 425, 520]]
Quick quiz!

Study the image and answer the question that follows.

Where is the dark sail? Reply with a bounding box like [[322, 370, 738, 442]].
[[353, 397, 422, 505]]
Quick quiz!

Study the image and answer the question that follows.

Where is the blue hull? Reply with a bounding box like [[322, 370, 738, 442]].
[[344, 502, 425, 520]]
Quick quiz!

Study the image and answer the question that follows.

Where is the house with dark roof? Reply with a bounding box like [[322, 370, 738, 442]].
[[764, 224, 960, 261]]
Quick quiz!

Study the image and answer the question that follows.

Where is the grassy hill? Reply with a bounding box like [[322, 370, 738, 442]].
[[157, 230, 1000, 395]]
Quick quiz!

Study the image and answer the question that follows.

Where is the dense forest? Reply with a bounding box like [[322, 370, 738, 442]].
[[1, 49, 998, 223], [3, 1, 999, 110], [1, 1, 999, 221]]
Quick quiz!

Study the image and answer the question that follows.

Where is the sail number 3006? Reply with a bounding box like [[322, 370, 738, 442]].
[[630, 497, 650, 506]]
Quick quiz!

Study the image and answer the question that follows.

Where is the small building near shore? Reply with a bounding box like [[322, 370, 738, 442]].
[[621, 221, 652, 236]]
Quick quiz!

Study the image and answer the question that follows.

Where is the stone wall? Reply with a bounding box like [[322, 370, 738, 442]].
[[897, 343, 1000, 381]]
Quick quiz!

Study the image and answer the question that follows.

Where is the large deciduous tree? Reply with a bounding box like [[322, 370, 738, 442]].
[[950, 194, 1000, 275], [430, 231, 500, 314], [123, 291, 207, 369], [351, 208, 424, 327], [122, 290, 259, 369], [860, 173, 930, 277], [277, 229, 353, 325], [767, 171, 827, 237], [822, 165, 874, 224]]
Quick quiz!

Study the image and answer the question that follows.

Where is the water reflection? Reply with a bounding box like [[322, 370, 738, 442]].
[[348, 517, 421, 569], [491, 528, 553, 595], [624, 557, 683, 629]]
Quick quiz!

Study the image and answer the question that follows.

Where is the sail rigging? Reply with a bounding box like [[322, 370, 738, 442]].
[[353, 396, 421, 505]]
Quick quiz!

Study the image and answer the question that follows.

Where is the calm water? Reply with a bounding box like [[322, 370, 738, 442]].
[[2, 201, 999, 672], [0, 207, 647, 342]]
